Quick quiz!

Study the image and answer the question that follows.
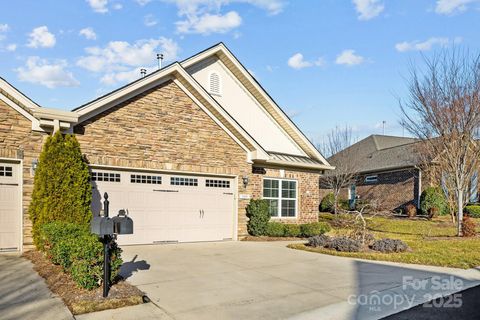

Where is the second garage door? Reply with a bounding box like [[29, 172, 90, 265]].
[[91, 168, 236, 245]]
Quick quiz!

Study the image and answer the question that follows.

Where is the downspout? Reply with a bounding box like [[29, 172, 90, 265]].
[[414, 166, 422, 208]]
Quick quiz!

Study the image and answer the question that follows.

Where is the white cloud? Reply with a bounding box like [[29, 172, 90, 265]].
[[144, 14, 158, 27], [169, 0, 285, 34], [136, 0, 151, 5], [86, 0, 109, 13], [100, 67, 156, 85], [0, 24, 9, 40], [176, 11, 241, 34], [16, 56, 79, 88], [335, 49, 365, 66], [6, 44, 17, 51], [395, 37, 452, 52], [77, 37, 179, 85], [352, 0, 384, 20], [112, 2, 123, 9], [79, 27, 97, 40], [27, 26, 56, 48], [435, 0, 477, 15], [287, 53, 325, 70]]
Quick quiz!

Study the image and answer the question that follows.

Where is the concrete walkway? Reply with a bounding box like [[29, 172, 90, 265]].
[[112, 241, 480, 320], [0, 253, 73, 320]]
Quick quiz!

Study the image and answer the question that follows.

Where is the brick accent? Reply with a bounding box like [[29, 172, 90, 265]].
[[0, 100, 47, 246], [250, 166, 320, 224]]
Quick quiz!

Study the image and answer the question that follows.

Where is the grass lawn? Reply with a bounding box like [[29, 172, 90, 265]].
[[288, 214, 480, 269]]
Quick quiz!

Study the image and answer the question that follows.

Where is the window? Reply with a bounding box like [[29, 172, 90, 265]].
[[206, 179, 230, 188], [131, 174, 162, 184], [171, 177, 198, 186], [0, 166, 13, 177], [263, 178, 297, 217], [209, 72, 221, 95], [364, 175, 378, 184], [91, 171, 121, 182]]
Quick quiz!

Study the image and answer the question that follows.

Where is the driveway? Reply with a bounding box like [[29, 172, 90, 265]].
[[0, 253, 73, 320], [119, 241, 480, 320]]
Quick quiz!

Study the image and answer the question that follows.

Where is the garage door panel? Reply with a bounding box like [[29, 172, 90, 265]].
[[0, 162, 20, 251], [91, 169, 235, 245]]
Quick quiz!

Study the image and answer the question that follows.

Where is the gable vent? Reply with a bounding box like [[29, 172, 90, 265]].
[[209, 72, 221, 95]]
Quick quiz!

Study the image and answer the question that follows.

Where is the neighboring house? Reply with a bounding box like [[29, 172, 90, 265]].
[[321, 135, 423, 211], [0, 43, 333, 251]]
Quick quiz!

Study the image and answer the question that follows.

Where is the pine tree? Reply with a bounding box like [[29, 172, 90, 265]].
[[30, 131, 92, 245]]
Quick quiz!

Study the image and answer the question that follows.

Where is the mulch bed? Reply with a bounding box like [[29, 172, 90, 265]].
[[23, 250, 145, 315], [241, 236, 305, 241]]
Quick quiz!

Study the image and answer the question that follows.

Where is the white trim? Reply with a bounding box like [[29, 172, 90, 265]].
[[0, 78, 39, 111], [233, 176, 239, 241], [262, 177, 298, 218]]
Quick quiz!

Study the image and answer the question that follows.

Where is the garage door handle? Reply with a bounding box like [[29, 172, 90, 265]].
[[0, 183, 18, 186], [153, 189, 179, 192], [223, 192, 233, 195]]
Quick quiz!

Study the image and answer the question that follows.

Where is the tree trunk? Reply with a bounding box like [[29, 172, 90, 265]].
[[333, 193, 338, 215], [457, 189, 464, 237]]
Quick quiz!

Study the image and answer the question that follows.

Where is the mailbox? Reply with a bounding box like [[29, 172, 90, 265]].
[[112, 209, 133, 235], [91, 215, 114, 236]]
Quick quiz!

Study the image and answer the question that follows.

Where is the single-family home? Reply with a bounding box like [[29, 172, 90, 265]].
[[0, 43, 332, 251]]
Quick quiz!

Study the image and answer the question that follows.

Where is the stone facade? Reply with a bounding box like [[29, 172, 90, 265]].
[[250, 166, 320, 224], [0, 100, 47, 246]]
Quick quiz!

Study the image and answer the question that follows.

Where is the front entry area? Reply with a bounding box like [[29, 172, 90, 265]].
[[90, 168, 236, 245], [0, 161, 21, 252]]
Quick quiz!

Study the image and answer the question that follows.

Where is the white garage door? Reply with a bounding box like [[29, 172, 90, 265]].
[[0, 161, 21, 252], [91, 169, 236, 245]]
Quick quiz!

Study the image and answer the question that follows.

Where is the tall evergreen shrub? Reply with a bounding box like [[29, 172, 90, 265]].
[[29, 131, 92, 245]]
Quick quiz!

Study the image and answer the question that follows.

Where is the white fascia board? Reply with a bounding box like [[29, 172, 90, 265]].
[[0, 78, 40, 111], [0, 91, 46, 132]]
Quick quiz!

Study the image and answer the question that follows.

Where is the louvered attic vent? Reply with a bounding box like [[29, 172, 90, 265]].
[[209, 72, 221, 95]]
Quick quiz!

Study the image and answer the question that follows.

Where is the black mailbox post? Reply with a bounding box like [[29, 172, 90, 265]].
[[91, 193, 134, 298]]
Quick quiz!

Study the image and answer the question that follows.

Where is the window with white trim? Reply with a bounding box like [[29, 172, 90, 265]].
[[131, 174, 162, 184], [91, 171, 121, 182], [263, 178, 297, 217], [171, 177, 198, 186], [206, 179, 230, 188], [209, 72, 221, 95], [0, 166, 13, 177]]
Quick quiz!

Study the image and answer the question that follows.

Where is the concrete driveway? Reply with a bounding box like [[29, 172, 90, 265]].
[[119, 241, 480, 320], [0, 254, 73, 320]]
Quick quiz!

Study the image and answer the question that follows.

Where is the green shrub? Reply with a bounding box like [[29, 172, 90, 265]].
[[320, 193, 335, 212], [420, 186, 448, 217], [465, 205, 480, 218], [37, 222, 122, 290], [300, 222, 331, 237], [246, 199, 270, 236], [30, 132, 92, 246], [283, 224, 301, 237], [266, 222, 285, 237]]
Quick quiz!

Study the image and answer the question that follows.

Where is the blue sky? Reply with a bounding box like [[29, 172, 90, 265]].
[[1, 0, 480, 143]]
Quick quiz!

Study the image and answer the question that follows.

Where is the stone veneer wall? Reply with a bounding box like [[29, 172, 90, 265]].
[[0, 100, 47, 247], [250, 166, 320, 224]]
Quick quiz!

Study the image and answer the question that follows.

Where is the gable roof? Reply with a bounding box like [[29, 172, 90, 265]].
[[74, 43, 332, 171], [329, 134, 421, 173], [181, 43, 330, 166]]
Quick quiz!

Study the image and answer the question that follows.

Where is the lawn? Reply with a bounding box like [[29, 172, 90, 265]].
[[288, 214, 480, 269]]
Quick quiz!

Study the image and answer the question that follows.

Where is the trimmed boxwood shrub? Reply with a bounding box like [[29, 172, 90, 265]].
[[246, 199, 270, 236], [326, 236, 361, 252], [283, 224, 301, 237], [465, 205, 480, 218], [371, 238, 409, 253], [300, 222, 331, 237], [320, 193, 335, 212], [37, 222, 123, 290], [29, 131, 92, 246], [266, 222, 285, 237], [308, 235, 331, 248], [420, 186, 447, 217]]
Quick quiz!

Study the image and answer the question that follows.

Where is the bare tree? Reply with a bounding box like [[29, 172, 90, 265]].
[[400, 49, 480, 236], [319, 125, 358, 214]]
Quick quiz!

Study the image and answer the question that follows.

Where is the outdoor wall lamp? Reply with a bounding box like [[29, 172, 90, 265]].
[[242, 175, 249, 188], [31, 159, 39, 176]]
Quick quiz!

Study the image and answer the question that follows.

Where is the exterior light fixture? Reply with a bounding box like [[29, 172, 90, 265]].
[[242, 175, 249, 188], [31, 159, 39, 176]]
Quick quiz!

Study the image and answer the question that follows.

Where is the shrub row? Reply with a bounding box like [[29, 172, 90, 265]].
[[308, 235, 409, 253], [464, 205, 480, 218], [37, 222, 123, 290], [265, 222, 331, 237]]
